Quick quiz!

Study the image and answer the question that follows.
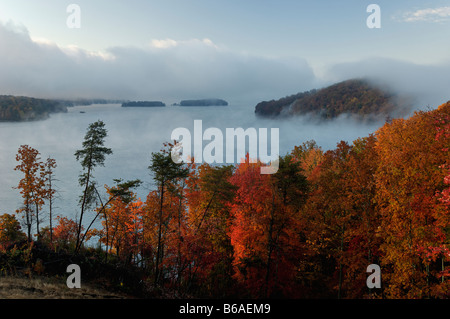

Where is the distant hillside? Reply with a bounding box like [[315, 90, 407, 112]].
[[179, 98, 228, 106], [0, 95, 67, 122], [57, 98, 126, 106], [122, 101, 166, 107], [255, 79, 411, 120]]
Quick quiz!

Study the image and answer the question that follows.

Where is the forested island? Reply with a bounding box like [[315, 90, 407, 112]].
[[255, 78, 411, 120], [0, 95, 67, 122], [179, 98, 228, 106], [122, 101, 166, 107]]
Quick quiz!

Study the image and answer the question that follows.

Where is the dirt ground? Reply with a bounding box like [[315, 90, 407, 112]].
[[0, 275, 130, 299]]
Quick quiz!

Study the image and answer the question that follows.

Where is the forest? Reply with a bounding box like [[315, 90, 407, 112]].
[[254, 78, 410, 120], [0, 95, 67, 122], [122, 101, 166, 107], [0, 101, 449, 299], [179, 99, 228, 106]]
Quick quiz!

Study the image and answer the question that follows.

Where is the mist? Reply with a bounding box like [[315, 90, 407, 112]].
[[1, 19, 450, 230], [2, 20, 450, 109], [0, 21, 316, 104], [0, 103, 384, 225], [325, 57, 450, 112]]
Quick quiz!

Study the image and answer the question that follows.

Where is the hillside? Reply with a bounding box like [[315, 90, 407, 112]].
[[57, 98, 125, 106], [255, 79, 411, 120], [0, 95, 67, 121]]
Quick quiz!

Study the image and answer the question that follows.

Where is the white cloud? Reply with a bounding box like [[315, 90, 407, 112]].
[[3, 20, 449, 110], [400, 6, 450, 23], [0, 21, 315, 103], [30, 36, 55, 46], [150, 38, 219, 50], [61, 44, 116, 61], [150, 38, 178, 49]]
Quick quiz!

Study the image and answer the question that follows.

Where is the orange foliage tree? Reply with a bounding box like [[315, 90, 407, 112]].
[[291, 139, 324, 178], [374, 103, 450, 298], [183, 163, 236, 296], [14, 145, 46, 241], [52, 216, 80, 250], [0, 213, 27, 249], [229, 154, 308, 298], [147, 143, 189, 286], [97, 184, 144, 264]]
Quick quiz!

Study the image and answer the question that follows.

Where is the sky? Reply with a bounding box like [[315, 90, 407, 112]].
[[1, 0, 450, 105]]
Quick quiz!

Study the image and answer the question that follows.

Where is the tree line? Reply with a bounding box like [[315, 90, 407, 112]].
[[0, 95, 67, 121], [254, 78, 410, 120], [1, 101, 449, 299]]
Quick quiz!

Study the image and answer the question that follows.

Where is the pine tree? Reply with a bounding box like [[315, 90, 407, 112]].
[[74, 120, 112, 251]]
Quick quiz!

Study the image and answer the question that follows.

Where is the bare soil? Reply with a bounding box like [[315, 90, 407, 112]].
[[0, 275, 130, 299]]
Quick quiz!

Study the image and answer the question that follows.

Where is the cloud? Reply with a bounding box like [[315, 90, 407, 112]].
[[0, 21, 316, 103], [150, 38, 178, 49], [399, 6, 450, 23], [2, 20, 449, 110], [326, 57, 450, 111]]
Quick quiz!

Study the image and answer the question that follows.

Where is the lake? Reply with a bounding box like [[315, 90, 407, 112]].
[[0, 102, 384, 231]]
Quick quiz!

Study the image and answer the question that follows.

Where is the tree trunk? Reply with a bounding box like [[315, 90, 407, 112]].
[[176, 183, 185, 288], [76, 164, 91, 251], [35, 200, 40, 239], [264, 192, 276, 298], [49, 175, 53, 244], [25, 198, 32, 242], [154, 181, 165, 286], [338, 223, 345, 299]]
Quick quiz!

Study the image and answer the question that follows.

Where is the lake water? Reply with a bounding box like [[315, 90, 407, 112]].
[[0, 102, 384, 230]]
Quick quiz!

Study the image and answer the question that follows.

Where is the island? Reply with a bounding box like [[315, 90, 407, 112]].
[[179, 99, 228, 106], [0, 95, 67, 122], [122, 101, 166, 107], [254, 78, 412, 120]]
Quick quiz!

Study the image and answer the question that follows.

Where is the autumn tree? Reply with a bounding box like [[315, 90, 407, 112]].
[[43, 157, 57, 244], [95, 179, 143, 263], [148, 143, 189, 286], [70, 178, 142, 259], [0, 213, 27, 249], [52, 216, 80, 250], [74, 120, 112, 252], [374, 103, 450, 298], [300, 141, 355, 298], [14, 145, 46, 241], [428, 102, 450, 296], [291, 139, 324, 178], [143, 183, 188, 290], [229, 154, 308, 298], [183, 163, 237, 296], [339, 135, 382, 298]]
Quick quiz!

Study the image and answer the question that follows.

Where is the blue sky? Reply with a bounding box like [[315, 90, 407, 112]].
[[0, 0, 450, 104]]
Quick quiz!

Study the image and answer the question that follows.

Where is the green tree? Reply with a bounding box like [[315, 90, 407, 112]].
[[148, 142, 189, 286], [74, 120, 112, 251]]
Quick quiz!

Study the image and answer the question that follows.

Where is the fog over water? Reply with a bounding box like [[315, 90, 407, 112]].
[[0, 102, 385, 230]]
